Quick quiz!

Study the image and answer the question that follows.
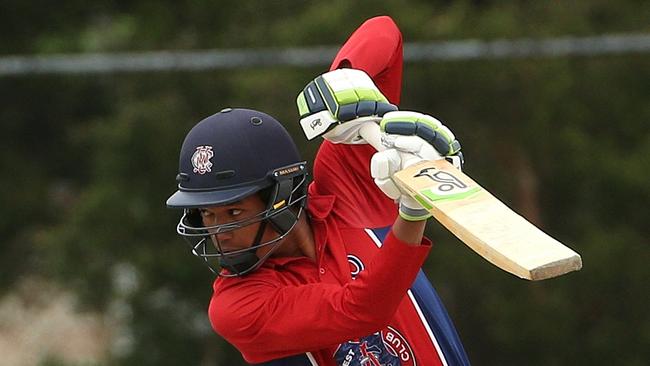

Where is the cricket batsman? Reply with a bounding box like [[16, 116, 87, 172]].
[[167, 16, 470, 365]]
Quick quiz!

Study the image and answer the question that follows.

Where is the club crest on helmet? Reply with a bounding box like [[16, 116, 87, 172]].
[[192, 145, 214, 174]]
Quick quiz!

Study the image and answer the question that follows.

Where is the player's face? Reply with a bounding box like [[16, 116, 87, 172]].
[[198, 195, 280, 257]]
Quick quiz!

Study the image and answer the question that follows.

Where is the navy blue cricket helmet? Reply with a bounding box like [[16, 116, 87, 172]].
[[167, 108, 308, 276]]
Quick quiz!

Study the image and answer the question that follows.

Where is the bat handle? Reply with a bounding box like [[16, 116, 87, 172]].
[[358, 120, 386, 152]]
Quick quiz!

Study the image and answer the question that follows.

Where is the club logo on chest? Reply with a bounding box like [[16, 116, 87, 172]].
[[347, 255, 365, 278]]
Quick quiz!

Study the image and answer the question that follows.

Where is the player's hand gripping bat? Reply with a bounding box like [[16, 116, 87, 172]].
[[358, 120, 582, 280]]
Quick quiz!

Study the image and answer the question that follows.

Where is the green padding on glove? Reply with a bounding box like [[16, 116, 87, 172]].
[[380, 111, 461, 156], [296, 69, 397, 141], [296, 93, 309, 117]]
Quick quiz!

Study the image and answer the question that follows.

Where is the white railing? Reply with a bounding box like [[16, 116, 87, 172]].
[[1, 34, 649, 76]]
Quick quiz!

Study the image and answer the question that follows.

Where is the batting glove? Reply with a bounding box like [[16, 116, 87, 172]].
[[371, 111, 464, 221], [381, 111, 464, 170], [296, 69, 397, 143], [371, 139, 436, 221]]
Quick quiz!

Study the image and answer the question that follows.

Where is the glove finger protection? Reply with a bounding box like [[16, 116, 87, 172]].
[[370, 149, 402, 200], [296, 69, 398, 143], [371, 147, 433, 221], [380, 111, 464, 170]]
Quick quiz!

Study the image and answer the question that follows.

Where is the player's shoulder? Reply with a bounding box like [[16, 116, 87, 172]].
[[360, 15, 400, 33], [212, 257, 316, 295], [208, 261, 315, 333], [212, 267, 281, 293], [209, 271, 280, 327]]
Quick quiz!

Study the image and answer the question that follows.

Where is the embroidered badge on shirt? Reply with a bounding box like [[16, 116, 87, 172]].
[[334, 326, 416, 366], [347, 254, 365, 278]]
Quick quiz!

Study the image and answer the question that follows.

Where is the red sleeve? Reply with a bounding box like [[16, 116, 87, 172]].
[[329, 15, 403, 105], [309, 140, 397, 228], [209, 232, 432, 363]]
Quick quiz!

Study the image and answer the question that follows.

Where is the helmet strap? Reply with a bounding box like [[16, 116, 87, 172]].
[[218, 250, 259, 275], [269, 209, 297, 235], [267, 176, 304, 235]]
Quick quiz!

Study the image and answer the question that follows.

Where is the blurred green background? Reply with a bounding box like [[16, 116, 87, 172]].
[[1, 1, 649, 365]]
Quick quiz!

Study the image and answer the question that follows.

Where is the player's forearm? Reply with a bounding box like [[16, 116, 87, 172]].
[[392, 217, 426, 245]]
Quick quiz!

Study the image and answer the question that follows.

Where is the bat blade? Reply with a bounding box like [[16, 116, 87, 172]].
[[394, 159, 582, 280]]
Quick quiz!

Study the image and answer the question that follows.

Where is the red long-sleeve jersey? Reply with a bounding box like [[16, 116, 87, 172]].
[[208, 16, 470, 366]]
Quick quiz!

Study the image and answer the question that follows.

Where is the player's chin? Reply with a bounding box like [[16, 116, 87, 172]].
[[209, 238, 244, 254]]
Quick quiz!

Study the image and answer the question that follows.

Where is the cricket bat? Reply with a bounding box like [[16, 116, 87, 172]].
[[358, 121, 582, 280]]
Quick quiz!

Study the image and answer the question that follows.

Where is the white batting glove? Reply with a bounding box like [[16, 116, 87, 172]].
[[371, 111, 464, 221], [296, 69, 397, 143], [371, 136, 440, 221], [381, 111, 464, 171]]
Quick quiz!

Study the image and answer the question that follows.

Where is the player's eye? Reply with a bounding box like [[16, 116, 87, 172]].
[[229, 209, 242, 217], [199, 209, 213, 217]]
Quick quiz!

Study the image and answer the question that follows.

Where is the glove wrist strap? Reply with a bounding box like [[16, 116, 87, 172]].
[[398, 203, 432, 221]]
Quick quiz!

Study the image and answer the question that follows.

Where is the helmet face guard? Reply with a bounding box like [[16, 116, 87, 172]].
[[176, 162, 308, 277]]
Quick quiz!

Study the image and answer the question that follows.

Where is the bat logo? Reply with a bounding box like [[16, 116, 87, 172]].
[[415, 167, 467, 191], [414, 167, 480, 202]]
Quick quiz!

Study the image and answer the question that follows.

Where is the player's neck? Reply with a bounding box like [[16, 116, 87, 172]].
[[281, 215, 316, 260]]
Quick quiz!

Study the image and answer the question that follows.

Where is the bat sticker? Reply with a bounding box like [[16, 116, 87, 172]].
[[415, 167, 467, 191], [414, 167, 480, 202]]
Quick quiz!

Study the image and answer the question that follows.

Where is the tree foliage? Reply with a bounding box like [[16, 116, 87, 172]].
[[1, 1, 649, 365]]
